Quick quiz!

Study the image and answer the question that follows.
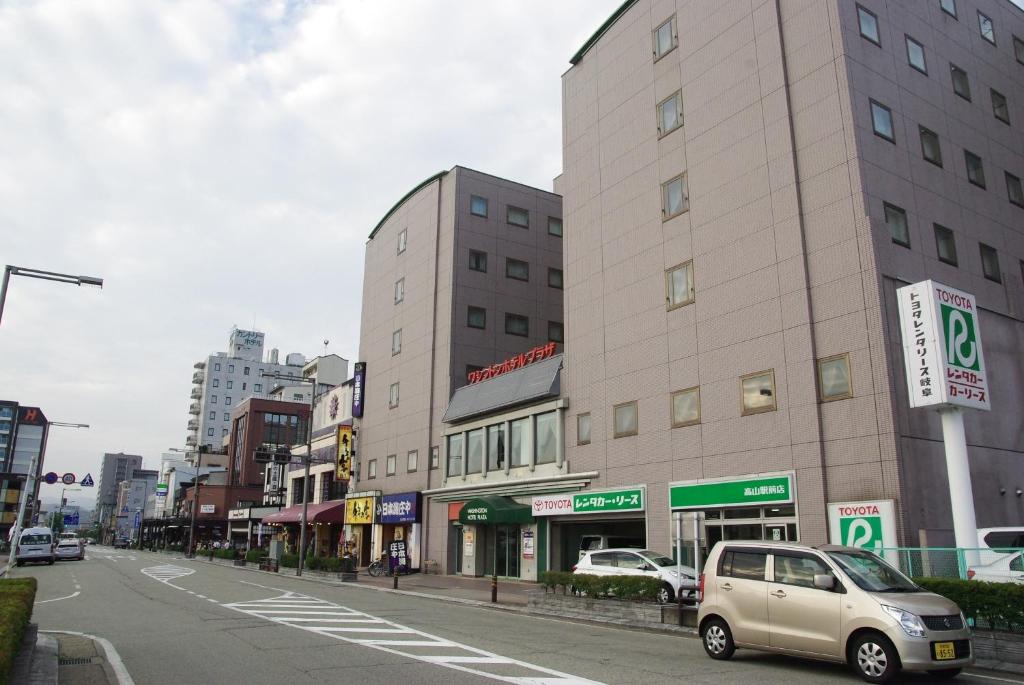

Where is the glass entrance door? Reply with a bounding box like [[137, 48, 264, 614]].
[[493, 524, 520, 578]]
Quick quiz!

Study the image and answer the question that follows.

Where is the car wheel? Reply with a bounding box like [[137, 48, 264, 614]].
[[851, 632, 900, 683], [47, 557, 55, 565], [15, 561, 23, 567], [656, 583, 674, 604], [926, 669, 962, 680], [701, 618, 735, 660]]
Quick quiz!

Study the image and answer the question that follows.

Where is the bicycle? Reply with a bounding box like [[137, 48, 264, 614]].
[[367, 556, 387, 577]]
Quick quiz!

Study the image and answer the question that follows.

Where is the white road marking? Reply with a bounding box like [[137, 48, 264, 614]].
[[140, 564, 196, 586], [36, 590, 81, 604], [964, 674, 1024, 684], [227, 581, 604, 685]]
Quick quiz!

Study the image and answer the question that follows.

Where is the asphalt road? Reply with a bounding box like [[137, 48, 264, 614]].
[[13, 546, 1024, 685]]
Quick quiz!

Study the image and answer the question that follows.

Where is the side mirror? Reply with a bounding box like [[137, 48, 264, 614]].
[[813, 573, 836, 591]]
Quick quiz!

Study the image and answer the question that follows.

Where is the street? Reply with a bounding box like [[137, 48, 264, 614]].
[[11, 546, 1022, 685]]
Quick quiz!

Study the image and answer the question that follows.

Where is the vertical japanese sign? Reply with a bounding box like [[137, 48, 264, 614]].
[[352, 362, 366, 418], [897, 280, 990, 410], [336, 425, 352, 482]]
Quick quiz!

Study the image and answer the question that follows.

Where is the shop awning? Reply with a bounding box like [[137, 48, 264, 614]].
[[458, 495, 533, 525], [262, 501, 346, 525]]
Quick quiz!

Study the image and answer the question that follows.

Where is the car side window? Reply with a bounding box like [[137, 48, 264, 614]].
[[615, 552, 646, 569], [590, 552, 615, 567], [774, 553, 831, 588], [1010, 555, 1023, 572], [719, 549, 768, 580]]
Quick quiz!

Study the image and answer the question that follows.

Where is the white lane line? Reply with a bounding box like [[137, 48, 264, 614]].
[[965, 674, 1024, 684], [42, 631, 135, 685], [36, 590, 81, 604]]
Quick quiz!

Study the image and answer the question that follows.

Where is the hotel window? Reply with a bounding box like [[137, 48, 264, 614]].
[[242, 383, 246, 390], [430, 446, 439, 470], [505, 313, 529, 337], [818, 354, 853, 402], [212, 379, 220, 388], [535, 411, 557, 464], [1016, 35, 1024, 64], [394, 277, 404, 304], [857, 5, 880, 46], [870, 100, 894, 142], [367, 459, 377, 479], [487, 425, 505, 471], [254, 383, 262, 392], [1006, 172, 1024, 208], [392, 329, 402, 355], [934, 224, 958, 266], [662, 173, 689, 219], [507, 205, 529, 228], [613, 401, 638, 438], [671, 387, 701, 427], [225, 396, 232, 406], [407, 450, 418, 473], [211, 395, 217, 404], [978, 11, 995, 44], [223, 413, 229, 421], [209, 411, 216, 420], [577, 413, 591, 445], [222, 428, 228, 437], [386, 454, 396, 476], [666, 261, 695, 309], [658, 91, 683, 136], [509, 418, 529, 467], [465, 428, 484, 475], [992, 90, 1010, 124], [397, 229, 407, 254], [228, 364, 234, 373], [548, 267, 563, 289], [905, 35, 927, 73], [980, 243, 1001, 283], [940, 0, 957, 18], [214, 362, 221, 371], [741, 370, 777, 415], [208, 428, 214, 437], [548, 217, 563, 237], [965, 150, 986, 189], [506, 257, 529, 281], [447, 434, 463, 476], [467, 306, 486, 329], [244, 366, 250, 375], [389, 382, 399, 408], [653, 15, 677, 60], [548, 321, 564, 343], [469, 249, 487, 272], [470, 195, 488, 217], [950, 64, 971, 101], [227, 380, 233, 389], [920, 126, 942, 166], [884, 203, 911, 248]]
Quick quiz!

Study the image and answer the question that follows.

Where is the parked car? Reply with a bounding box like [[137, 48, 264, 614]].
[[573, 548, 697, 604], [55, 536, 85, 561], [15, 527, 55, 566], [698, 541, 972, 683], [113, 537, 130, 549], [975, 527, 1024, 566], [968, 551, 1023, 584]]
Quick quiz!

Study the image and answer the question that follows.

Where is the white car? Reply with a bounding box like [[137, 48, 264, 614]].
[[968, 551, 1023, 584], [15, 527, 55, 566], [55, 537, 84, 561], [574, 548, 697, 603]]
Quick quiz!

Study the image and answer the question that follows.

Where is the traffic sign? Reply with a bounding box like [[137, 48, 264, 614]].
[[828, 500, 897, 554], [63, 512, 80, 527], [61, 473, 76, 485], [80, 473, 94, 487], [43, 472, 59, 485]]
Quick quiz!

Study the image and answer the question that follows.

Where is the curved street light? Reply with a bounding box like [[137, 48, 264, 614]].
[[0, 265, 104, 328]]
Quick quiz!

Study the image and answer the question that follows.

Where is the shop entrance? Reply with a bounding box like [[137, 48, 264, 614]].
[[483, 524, 521, 578], [447, 523, 463, 574], [703, 505, 798, 548]]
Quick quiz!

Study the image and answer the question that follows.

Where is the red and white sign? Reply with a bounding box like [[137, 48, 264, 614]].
[[468, 342, 558, 384], [531, 494, 573, 516]]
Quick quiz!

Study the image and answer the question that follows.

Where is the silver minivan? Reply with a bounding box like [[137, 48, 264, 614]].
[[15, 527, 55, 566], [698, 542, 972, 683]]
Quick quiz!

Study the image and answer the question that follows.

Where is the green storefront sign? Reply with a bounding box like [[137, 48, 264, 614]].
[[572, 488, 644, 514], [670, 475, 792, 510]]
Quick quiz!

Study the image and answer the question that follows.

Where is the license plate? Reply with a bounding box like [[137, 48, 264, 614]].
[[934, 642, 956, 660]]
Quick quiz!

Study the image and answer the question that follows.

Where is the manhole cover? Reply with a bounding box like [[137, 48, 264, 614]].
[[59, 657, 97, 666]]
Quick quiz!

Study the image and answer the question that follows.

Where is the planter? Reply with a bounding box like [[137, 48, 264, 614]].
[[528, 591, 664, 624], [973, 629, 1024, 670], [232, 559, 247, 567], [339, 571, 358, 582]]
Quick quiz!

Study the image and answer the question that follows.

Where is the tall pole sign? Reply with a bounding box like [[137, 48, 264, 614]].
[[897, 280, 989, 565]]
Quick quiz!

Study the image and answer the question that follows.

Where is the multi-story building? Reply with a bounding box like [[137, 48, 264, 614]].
[[96, 452, 142, 518], [0, 403, 49, 537], [114, 469, 158, 539], [354, 165, 564, 571], [554, 0, 1024, 558]]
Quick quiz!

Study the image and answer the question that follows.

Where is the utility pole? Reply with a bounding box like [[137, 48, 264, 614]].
[[187, 448, 204, 557]]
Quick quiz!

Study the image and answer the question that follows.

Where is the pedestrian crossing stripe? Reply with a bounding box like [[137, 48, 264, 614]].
[[141, 564, 195, 584], [225, 589, 604, 685]]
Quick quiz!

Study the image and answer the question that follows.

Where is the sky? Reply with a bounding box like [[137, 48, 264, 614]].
[[0, 0, 621, 510]]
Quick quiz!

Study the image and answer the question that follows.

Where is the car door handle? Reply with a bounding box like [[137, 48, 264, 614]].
[[721, 582, 733, 591], [770, 590, 787, 598]]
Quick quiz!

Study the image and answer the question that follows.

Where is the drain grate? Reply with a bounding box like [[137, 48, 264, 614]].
[[59, 657, 97, 666]]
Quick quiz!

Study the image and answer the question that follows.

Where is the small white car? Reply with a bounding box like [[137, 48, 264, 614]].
[[15, 527, 55, 566], [574, 548, 697, 603], [55, 537, 84, 561], [968, 551, 1023, 584]]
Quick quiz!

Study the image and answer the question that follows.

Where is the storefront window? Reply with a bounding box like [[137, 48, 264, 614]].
[[466, 429, 484, 474], [724, 507, 762, 520], [447, 434, 463, 477], [487, 425, 505, 471], [535, 411, 557, 464], [509, 418, 529, 467]]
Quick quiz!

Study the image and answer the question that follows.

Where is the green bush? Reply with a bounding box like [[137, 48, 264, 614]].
[[914, 577, 1024, 632], [213, 548, 237, 560], [245, 549, 264, 563], [539, 573, 663, 602], [280, 553, 298, 568], [0, 578, 37, 685], [539, 571, 575, 594]]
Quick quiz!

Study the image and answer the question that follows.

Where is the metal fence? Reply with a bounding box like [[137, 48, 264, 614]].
[[878, 547, 1023, 580]]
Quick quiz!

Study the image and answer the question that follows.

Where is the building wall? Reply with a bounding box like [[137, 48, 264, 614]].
[[97, 452, 142, 510]]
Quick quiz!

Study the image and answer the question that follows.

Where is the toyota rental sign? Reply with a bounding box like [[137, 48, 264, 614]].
[[896, 280, 990, 411]]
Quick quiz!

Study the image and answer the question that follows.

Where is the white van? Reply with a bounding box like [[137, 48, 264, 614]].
[[16, 527, 55, 566]]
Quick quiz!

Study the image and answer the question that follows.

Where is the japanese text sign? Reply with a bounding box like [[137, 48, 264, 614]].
[[467, 342, 557, 384], [336, 425, 352, 482], [532, 487, 645, 516]]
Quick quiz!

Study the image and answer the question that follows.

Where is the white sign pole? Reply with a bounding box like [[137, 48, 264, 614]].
[[940, 408, 980, 567]]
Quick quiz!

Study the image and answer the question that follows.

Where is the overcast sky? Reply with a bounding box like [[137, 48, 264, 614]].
[[0, 0, 620, 509]]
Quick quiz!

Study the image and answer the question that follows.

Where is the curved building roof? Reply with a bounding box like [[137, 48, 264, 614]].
[[570, 0, 638, 65], [367, 170, 448, 241]]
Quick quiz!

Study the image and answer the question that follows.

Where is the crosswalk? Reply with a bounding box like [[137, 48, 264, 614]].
[[141, 564, 196, 584], [225, 586, 605, 685]]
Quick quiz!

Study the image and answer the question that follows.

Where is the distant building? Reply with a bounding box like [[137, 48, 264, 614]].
[[96, 452, 143, 519]]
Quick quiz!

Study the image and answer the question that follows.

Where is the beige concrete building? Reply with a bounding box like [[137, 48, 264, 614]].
[[558, 0, 1024, 556]]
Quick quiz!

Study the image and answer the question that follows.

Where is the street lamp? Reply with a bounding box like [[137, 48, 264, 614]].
[[0, 265, 104, 328], [262, 371, 317, 577]]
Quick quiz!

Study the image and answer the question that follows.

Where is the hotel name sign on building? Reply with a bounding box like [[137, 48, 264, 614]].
[[896, 280, 990, 411], [467, 342, 558, 384]]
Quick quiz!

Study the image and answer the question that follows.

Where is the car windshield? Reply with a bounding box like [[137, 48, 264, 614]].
[[827, 550, 919, 592], [639, 551, 675, 567], [21, 534, 51, 545]]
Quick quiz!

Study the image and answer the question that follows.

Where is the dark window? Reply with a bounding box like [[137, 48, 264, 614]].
[[1006, 172, 1024, 208], [906, 35, 927, 73], [243, 366, 250, 376], [506, 258, 529, 281], [774, 553, 832, 589], [857, 5, 880, 45], [548, 267, 563, 289], [951, 64, 971, 101], [965, 150, 986, 188], [1015, 36, 1024, 65], [940, 0, 957, 18], [719, 549, 768, 581], [548, 321, 564, 343], [991, 89, 1010, 124], [505, 313, 529, 337], [980, 243, 1001, 283], [920, 126, 942, 167], [507, 206, 529, 228], [467, 306, 486, 329], [934, 224, 958, 266], [468, 249, 487, 273], [548, 217, 563, 237], [870, 100, 895, 142], [470, 195, 488, 217], [978, 11, 995, 44], [884, 203, 910, 248]]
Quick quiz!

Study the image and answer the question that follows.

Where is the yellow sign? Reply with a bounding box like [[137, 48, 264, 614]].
[[346, 497, 374, 524], [336, 425, 352, 481]]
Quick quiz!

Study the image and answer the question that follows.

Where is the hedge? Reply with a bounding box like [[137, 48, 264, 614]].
[[245, 549, 264, 563], [280, 553, 299, 568], [0, 578, 37, 685], [539, 571, 664, 602], [914, 577, 1024, 632]]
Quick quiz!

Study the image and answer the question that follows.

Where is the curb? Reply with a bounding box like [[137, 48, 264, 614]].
[[42, 631, 135, 685], [29, 632, 58, 684]]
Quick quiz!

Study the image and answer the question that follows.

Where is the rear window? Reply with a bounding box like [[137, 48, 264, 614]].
[[719, 549, 767, 581], [983, 531, 1024, 548], [58, 540, 79, 547], [589, 552, 615, 567], [21, 534, 51, 545]]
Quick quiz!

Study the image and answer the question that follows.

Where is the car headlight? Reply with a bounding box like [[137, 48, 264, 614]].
[[667, 570, 678, 576], [882, 605, 926, 637]]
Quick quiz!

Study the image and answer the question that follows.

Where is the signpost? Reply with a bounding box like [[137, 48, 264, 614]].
[[61, 473, 76, 485], [80, 473, 94, 487], [531, 487, 645, 516], [828, 500, 897, 561], [897, 281, 990, 564], [43, 472, 58, 485], [155, 483, 168, 498]]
